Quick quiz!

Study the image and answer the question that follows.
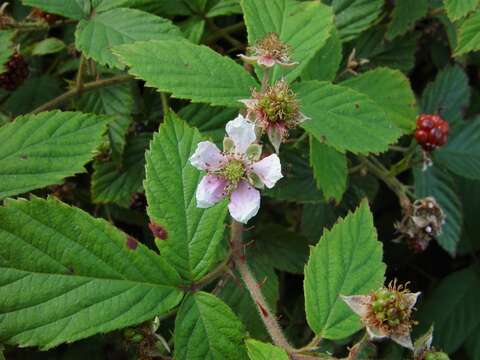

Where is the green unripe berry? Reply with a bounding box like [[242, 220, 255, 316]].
[[425, 351, 450, 360]]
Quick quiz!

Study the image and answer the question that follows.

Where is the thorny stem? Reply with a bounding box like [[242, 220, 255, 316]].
[[206, 19, 243, 49], [359, 156, 413, 209], [75, 55, 87, 94], [230, 219, 293, 351], [30, 74, 132, 114], [160, 93, 169, 116]]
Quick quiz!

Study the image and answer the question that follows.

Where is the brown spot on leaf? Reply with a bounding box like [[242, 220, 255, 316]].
[[354, 103, 360, 109], [20, 155, 28, 160], [148, 222, 168, 240], [126, 236, 138, 250]]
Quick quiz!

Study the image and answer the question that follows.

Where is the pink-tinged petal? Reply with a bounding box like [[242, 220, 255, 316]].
[[296, 112, 310, 124], [404, 292, 421, 311], [239, 98, 258, 110], [251, 154, 283, 189], [279, 60, 299, 68], [238, 54, 259, 64], [341, 295, 370, 318], [391, 332, 414, 350], [225, 114, 257, 154], [190, 141, 226, 171], [196, 175, 227, 208], [228, 180, 260, 223], [258, 55, 276, 67], [366, 325, 388, 340]]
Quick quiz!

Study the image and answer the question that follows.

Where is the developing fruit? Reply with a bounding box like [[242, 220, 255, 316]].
[[0, 52, 28, 91], [415, 114, 449, 152]]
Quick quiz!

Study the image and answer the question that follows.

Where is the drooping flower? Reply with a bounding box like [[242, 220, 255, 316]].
[[190, 114, 283, 223], [341, 281, 420, 350], [240, 79, 308, 152], [238, 32, 298, 68], [395, 197, 446, 253]]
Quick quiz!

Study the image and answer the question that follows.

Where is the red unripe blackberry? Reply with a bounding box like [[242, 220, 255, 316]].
[[30, 8, 63, 24], [415, 114, 449, 152], [0, 52, 29, 91]]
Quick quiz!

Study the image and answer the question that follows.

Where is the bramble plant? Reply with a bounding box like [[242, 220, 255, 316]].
[[0, 1, 479, 359]]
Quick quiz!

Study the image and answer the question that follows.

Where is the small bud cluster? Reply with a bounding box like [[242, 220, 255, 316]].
[[239, 32, 297, 68], [395, 197, 446, 252], [0, 52, 29, 91], [415, 114, 449, 152]]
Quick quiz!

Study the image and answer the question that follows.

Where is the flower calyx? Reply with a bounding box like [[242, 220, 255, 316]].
[[238, 32, 298, 68]]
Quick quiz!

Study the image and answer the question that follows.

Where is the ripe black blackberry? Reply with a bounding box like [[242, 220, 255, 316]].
[[0, 52, 29, 91]]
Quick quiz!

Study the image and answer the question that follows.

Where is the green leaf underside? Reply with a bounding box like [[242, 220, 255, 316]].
[[296, 81, 401, 154], [75, 7, 183, 69], [304, 201, 385, 339], [78, 81, 134, 163], [421, 65, 470, 125], [435, 117, 480, 180], [21, 0, 90, 20], [0, 30, 15, 74], [417, 266, 480, 353], [114, 40, 257, 107], [332, 0, 384, 42], [32, 38, 66, 56], [245, 339, 289, 360], [444, 0, 480, 21], [0, 197, 183, 350], [144, 112, 228, 282], [414, 165, 462, 255], [386, 0, 428, 40], [455, 10, 480, 55], [302, 29, 342, 82], [342, 67, 417, 132], [92, 134, 151, 207], [310, 138, 347, 203], [174, 292, 247, 360], [0, 111, 106, 199], [241, 0, 333, 82]]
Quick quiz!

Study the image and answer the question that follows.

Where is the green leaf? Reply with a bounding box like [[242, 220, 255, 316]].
[[3, 76, 63, 116], [386, 0, 428, 40], [304, 201, 385, 339], [296, 80, 401, 154], [455, 10, 480, 55], [114, 40, 257, 107], [75, 8, 183, 69], [0, 197, 183, 349], [265, 146, 324, 203], [32, 38, 66, 56], [0, 111, 106, 199], [444, 0, 480, 21], [245, 339, 289, 360], [421, 65, 470, 125], [78, 81, 134, 162], [331, 0, 384, 42], [179, 17, 205, 44], [309, 137, 347, 203], [218, 254, 279, 341], [21, 0, 90, 20], [342, 67, 417, 133], [207, 0, 242, 17], [145, 112, 228, 282], [435, 117, 480, 180], [0, 30, 15, 74], [414, 165, 462, 255], [456, 177, 480, 254], [174, 292, 247, 360], [302, 29, 342, 82], [416, 266, 480, 353], [354, 26, 419, 73], [241, 0, 333, 82], [254, 224, 309, 274], [179, 103, 238, 145], [92, 134, 150, 207], [465, 325, 480, 360]]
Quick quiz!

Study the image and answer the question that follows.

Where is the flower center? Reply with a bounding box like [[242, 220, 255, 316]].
[[221, 159, 245, 184], [369, 287, 410, 331], [256, 81, 299, 125]]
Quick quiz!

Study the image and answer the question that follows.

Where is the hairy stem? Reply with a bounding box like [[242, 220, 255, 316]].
[[30, 74, 132, 114], [230, 219, 293, 351]]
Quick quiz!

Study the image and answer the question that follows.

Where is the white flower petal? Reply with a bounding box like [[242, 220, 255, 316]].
[[239, 99, 258, 110], [189, 141, 226, 171], [196, 175, 227, 208], [225, 114, 257, 154], [228, 180, 260, 223], [366, 325, 388, 340], [404, 292, 421, 311], [341, 295, 370, 318], [251, 154, 283, 188], [238, 54, 259, 64], [391, 332, 414, 350]]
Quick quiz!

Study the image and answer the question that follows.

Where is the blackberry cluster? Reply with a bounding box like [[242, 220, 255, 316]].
[[30, 8, 63, 24], [0, 52, 28, 91], [415, 114, 449, 151]]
